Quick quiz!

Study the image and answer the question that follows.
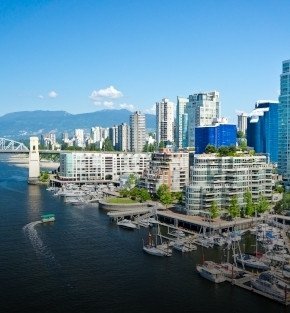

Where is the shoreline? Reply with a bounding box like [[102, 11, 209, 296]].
[[6, 155, 59, 170]]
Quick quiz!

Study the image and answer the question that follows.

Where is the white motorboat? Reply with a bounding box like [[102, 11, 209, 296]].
[[172, 242, 191, 253], [171, 229, 186, 238], [196, 261, 226, 283], [251, 272, 285, 299], [117, 219, 137, 230]]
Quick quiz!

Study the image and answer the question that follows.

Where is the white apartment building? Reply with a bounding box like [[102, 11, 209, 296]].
[[237, 112, 248, 135], [185, 153, 273, 214], [186, 91, 220, 148], [74, 129, 85, 148], [59, 152, 151, 182], [139, 149, 189, 193], [130, 111, 146, 152], [156, 98, 174, 145]]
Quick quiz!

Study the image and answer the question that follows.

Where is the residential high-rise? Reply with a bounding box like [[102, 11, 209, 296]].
[[109, 125, 118, 150], [74, 129, 85, 148], [118, 123, 130, 152], [130, 111, 146, 152], [175, 96, 188, 149], [156, 98, 174, 145], [278, 59, 290, 188], [247, 101, 278, 163], [237, 112, 248, 135], [185, 153, 273, 214], [186, 91, 220, 148]]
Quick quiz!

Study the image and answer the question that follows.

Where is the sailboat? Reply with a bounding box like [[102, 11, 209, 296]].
[[143, 230, 172, 257]]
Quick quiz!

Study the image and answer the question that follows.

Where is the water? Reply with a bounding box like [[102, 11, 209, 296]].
[[0, 160, 288, 313]]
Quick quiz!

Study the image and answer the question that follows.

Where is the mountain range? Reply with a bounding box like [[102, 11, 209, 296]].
[[0, 109, 156, 139]]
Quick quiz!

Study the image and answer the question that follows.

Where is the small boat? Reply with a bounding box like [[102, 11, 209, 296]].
[[143, 233, 172, 257], [251, 272, 286, 299], [171, 230, 186, 238], [235, 253, 270, 271], [196, 261, 226, 283], [41, 214, 55, 223], [172, 242, 191, 253], [117, 219, 137, 230]]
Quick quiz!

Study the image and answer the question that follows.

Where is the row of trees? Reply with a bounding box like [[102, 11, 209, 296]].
[[209, 191, 270, 219]]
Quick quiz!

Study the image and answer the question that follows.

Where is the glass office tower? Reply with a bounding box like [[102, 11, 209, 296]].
[[278, 60, 290, 188]]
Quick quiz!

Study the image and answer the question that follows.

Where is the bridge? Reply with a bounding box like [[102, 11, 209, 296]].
[[0, 138, 61, 154], [0, 138, 29, 152]]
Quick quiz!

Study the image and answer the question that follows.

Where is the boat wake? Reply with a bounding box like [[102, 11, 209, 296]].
[[23, 221, 56, 263]]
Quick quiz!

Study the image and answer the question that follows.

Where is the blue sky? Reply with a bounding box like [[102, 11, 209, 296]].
[[1, 0, 290, 123]]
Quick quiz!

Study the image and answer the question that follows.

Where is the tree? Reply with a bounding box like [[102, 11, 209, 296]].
[[237, 130, 245, 138], [157, 184, 173, 207], [125, 174, 138, 189], [209, 201, 219, 219], [159, 141, 165, 149], [102, 138, 114, 151], [205, 144, 217, 154], [139, 188, 151, 202], [129, 187, 140, 200], [119, 188, 130, 198], [239, 139, 247, 151], [256, 195, 269, 213], [228, 195, 240, 218], [244, 190, 255, 216]]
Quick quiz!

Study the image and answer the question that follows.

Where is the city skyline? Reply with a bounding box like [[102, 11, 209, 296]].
[[1, 1, 290, 122]]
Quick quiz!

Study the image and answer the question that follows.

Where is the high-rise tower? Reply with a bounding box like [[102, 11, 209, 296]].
[[175, 96, 188, 149], [186, 91, 220, 148], [130, 111, 146, 152], [278, 59, 290, 188], [156, 98, 174, 145]]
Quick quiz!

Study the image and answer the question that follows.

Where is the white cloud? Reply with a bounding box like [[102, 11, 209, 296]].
[[48, 90, 58, 98], [89, 85, 123, 101], [119, 103, 134, 111], [92, 100, 135, 111], [144, 105, 156, 114], [38, 95, 44, 99]]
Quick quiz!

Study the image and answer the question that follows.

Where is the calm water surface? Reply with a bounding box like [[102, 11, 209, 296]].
[[0, 160, 288, 313]]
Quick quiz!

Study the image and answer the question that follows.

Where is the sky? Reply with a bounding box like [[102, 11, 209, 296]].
[[1, 0, 290, 123]]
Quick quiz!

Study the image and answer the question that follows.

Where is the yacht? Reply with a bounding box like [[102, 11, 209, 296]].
[[41, 214, 55, 223], [251, 272, 285, 300], [235, 253, 270, 271], [196, 261, 226, 283], [117, 219, 137, 230]]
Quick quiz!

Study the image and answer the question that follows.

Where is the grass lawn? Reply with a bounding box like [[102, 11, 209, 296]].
[[106, 197, 138, 204]]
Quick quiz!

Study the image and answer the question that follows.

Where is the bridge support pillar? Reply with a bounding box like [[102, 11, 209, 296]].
[[28, 136, 40, 184]]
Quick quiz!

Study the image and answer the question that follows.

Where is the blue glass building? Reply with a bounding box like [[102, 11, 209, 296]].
[[247, 101, 278, 163], [195, 123, 237, 154]]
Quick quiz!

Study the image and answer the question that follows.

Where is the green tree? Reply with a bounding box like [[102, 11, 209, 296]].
[[239, 139, 247, 151], [209, 201, 219, 219], [157, 184, 173, 207], [139, 188, 151, 202], [130, 187, 140, 200], [244, 190, 255, 216], [237, 130, 245, 138], [256, 195, 269, 213], [119, 188, 130, 198], [205, 144, 217, 153], [102, 138, 114, 151], [159, 141, 165, 149], [125, 174, 138, 189], [228, 195, 240, 218]]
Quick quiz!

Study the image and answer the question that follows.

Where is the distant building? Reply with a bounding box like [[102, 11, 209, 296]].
[[186, 91, 220, 148], [139, 149, 189, 193], [247, 101, 278, 163], [156, 98, 174, 145], [130, 111, 146, 152], [195, 123, 237, 154], [118, 123, 130, 152], [109, 125, 119, 150], [185, 153, 273, 214], [59, 152, 151, 182], [278, 59, 290, 189], [175, 96, 188, 149], [74, 129, 85, 148], [237, 112, 248, 135]]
